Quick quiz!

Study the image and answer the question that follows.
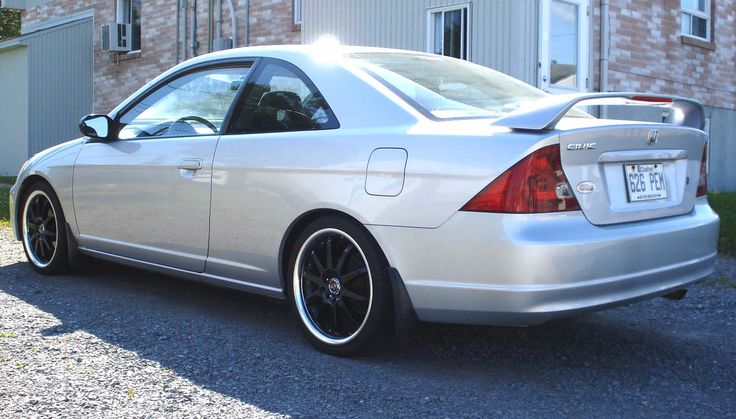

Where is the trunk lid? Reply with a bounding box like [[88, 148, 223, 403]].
[[558, 123, 706, 225]]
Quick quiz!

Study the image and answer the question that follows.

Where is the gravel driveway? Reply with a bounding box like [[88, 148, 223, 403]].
[[1, 226, 734, 418]]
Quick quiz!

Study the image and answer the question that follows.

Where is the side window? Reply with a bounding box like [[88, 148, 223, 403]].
[[118, 66, 251, 139], [227, 60, 339, 134]]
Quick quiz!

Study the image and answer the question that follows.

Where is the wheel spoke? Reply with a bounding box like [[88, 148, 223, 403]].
[[305, 288, 323, 301], [325, 238, 333, 269], [33, 237, 41, 256], [310, 250, 325, 274], [332, 305, 339, 334], [342, 267, 367, 283], [335, 244, 353, 273], [41, 237, 51, 252], [302, 272, 323, 287], [341, 287, 367, 302], [28, 201, 38, 220], [337, 300, 359, 326]]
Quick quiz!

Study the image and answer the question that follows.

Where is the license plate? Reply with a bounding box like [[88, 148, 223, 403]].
[[624, 163, 668, 202]]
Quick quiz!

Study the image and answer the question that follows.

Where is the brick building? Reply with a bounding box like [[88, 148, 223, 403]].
[[19, 0, 300, 113]]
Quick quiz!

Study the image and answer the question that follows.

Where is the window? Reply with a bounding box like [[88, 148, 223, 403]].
[[350, 52, 559, 120], [117, 0, 141, 51], [539, 0, 589, 93], [428, 5, 469, 60], [681, 0, 710, 40], [228, 59, 339, 134], [293, 0, 302, 25], [118, 66, 251, 139]]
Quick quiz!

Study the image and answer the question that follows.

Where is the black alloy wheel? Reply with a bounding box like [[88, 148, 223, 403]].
[[289, 216, 392, 356], [21, 183, 69, 274]]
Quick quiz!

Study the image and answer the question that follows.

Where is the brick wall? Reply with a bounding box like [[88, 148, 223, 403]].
[[593, 0, 736, 111], [21, 0, 300, 113], [249, 0, 301, 45]]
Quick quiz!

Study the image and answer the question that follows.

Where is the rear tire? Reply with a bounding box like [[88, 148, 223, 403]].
[[287, 215, 393, 356], [20, 182, 69, 275]]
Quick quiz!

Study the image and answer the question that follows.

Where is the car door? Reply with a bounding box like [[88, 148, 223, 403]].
[[73, 64, 252, 272], [206, 58, 341, 289]]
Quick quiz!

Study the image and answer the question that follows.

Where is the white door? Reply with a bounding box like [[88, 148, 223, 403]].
[[73, 65, 251, 272], [539, 0, 590, 93]]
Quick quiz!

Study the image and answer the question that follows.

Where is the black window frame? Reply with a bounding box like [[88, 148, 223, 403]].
[[222, 57, 341, 135]]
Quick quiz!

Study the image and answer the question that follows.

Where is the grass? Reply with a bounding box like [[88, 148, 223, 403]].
[[709, 192, 736, 257], [0, 176, 13, 228]]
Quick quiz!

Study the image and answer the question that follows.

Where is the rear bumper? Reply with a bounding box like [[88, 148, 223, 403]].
[[367, 201, 719, 326]]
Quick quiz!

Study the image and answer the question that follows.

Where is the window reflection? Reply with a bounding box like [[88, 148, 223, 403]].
[[549, 0, 578, 88]]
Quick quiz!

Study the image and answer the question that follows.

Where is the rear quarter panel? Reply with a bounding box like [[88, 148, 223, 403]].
[[207, 120, 551, 287]]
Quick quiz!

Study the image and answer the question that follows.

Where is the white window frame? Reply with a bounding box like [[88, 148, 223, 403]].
[[426, 4, 471, 61], [681, 0, 711, 41], [116, 0, 141, 52], [538, 0, 590, 94], [293, 0, 302, 25]]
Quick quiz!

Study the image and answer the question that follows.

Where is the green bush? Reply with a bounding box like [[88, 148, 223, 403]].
[[709, 192, 736, 257]]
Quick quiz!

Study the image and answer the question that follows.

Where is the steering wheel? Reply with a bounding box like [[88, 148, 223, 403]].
[[171, 115, 219, 133]]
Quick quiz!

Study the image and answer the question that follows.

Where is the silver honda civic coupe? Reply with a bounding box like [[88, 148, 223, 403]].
[[9, 45, 719, 355]]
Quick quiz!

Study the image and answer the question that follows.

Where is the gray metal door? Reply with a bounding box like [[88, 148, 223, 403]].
[[24, 18, 92, 155]]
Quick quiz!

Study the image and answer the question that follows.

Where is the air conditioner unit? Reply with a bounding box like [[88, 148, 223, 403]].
[[101, 23, 132, 53]]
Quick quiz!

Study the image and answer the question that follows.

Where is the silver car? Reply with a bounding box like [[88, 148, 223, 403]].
[[9, 46, 720, 355]]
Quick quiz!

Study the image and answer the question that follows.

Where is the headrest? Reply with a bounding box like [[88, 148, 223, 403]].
[[258, 91, 303, 112]]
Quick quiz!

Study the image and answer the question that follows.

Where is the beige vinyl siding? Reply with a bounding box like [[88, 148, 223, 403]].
[[302, 0, 538, 85]]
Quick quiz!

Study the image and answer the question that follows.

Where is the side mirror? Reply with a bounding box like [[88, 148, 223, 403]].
[[79, 114, 115, 140]]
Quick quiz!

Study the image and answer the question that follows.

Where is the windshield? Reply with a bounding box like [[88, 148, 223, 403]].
[[349, 52, 550, 120]]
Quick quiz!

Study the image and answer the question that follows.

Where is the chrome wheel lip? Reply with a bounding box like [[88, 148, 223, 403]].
[[293, 227, 373, 346], [22, 190, 57, 269]]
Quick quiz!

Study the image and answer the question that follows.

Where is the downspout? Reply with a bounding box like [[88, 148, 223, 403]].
[[227, 0, 237, 46], [243, 0, 249, 46], [207, 0, 213, 52], [176, 2, 181, 63], [216, 0, 223, 38], [182, 0, 188, 60], [191, 0, 198, 56], [600, 0, 610, 118]]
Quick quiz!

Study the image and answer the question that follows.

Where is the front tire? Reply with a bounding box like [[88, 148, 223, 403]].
[[20, 182, 69, 275], [288, 216, 393, 356]]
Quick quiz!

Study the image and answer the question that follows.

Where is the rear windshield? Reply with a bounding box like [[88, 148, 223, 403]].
[[348, 52, 549, 120]]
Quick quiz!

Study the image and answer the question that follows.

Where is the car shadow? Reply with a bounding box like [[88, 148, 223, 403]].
[[0, 258, 729, 416]]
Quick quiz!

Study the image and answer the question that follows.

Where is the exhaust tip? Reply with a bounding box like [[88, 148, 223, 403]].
[[662, 289, 687, 301]]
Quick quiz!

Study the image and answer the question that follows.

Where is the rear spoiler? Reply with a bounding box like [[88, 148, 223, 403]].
[[491, 92, 705, 131]]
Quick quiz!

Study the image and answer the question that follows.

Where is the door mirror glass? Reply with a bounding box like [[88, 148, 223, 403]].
[[79, 114, 113, 140]]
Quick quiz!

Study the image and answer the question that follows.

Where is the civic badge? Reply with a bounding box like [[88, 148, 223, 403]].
[[646, 129, 659, 146]]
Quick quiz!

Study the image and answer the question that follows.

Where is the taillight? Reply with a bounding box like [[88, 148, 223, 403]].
[[696, 143, 708, 197], [461, 145, 581, 213]]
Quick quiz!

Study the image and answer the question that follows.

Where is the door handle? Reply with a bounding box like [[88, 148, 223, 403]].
[[178, 158, 203, 170]]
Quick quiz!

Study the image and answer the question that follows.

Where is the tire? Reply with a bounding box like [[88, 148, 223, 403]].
[[287, 215, 393, 356], [20, 182, 69, 275]]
